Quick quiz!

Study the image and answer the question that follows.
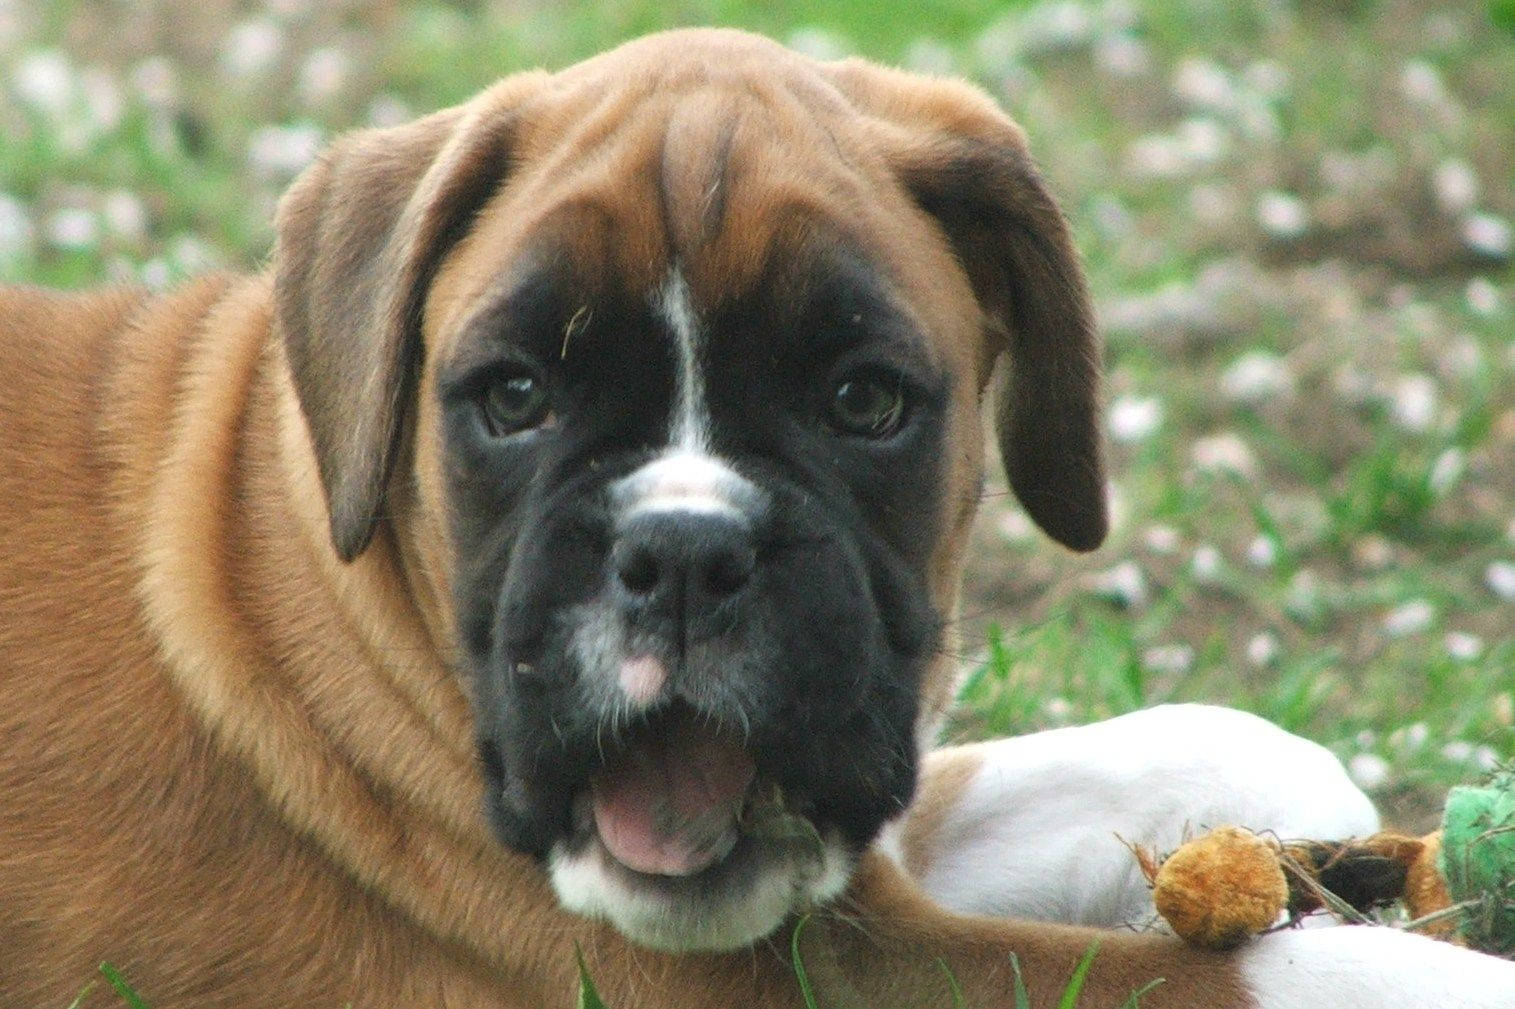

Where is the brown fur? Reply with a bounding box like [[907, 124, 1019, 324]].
[[0, 30, 1247, 1008]]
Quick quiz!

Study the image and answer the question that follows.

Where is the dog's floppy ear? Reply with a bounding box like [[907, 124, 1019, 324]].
[[827, 62, 1107, 552], [273, 80, 540, 561]]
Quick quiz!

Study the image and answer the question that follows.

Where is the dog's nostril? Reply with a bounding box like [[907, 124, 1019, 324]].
[[616, 549, 660, 596]]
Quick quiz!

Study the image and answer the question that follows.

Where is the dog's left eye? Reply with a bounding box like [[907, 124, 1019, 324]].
[[827, 372, 908, 438], [479, 367, 550, 436]]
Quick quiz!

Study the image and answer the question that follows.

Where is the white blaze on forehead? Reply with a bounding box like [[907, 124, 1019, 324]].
[[612, 269, 760, 519], [658, 269, 710, 453]]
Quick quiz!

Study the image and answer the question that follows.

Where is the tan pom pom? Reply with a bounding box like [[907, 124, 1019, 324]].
[[1153, 826, 1289, 950], [1404, 831, 1457, 940]]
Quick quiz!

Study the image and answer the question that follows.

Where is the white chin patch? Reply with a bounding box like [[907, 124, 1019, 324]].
[[548, 834, 853, 952]]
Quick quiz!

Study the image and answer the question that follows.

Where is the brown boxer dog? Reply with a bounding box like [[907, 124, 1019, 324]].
[[4, 28, 1510, 1009]]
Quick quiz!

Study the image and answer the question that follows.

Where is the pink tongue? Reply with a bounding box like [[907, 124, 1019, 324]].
[[591, 718, 756, 877]]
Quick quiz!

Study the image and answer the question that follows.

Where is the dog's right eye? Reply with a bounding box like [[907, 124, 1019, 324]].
[[479, 367, 550, 436]]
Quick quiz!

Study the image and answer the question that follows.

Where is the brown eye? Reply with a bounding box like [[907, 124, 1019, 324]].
[[828, 373, 907, 438], [480, 368, 549, 436]]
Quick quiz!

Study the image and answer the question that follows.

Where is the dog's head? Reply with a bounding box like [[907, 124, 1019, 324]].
[[273, 29, 1105, 952]]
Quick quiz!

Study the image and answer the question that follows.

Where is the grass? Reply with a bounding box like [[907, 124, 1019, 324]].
[[4, 0, 1513, 1004]]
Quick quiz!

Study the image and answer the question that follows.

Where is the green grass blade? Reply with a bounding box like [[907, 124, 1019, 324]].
[[934, 956, 964, 1009], [1122, 978, 1166, 1008], [1008, 952, 1031, 1009], [98, 963, 150, 1009], [791, 913, 820, 1009], [65, 981, 95, 1009], [574, 944, 610, 1009], [1056, 941, 1100, 1009]]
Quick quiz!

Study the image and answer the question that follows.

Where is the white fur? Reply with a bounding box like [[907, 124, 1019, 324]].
[[900, 704, 1378, 928], [614, 450, 752, 519], [610, 271, 761, 520], [658, 269, 710, 454], [550, 834, 852, 952], [1238, 924, 1515, 1007]]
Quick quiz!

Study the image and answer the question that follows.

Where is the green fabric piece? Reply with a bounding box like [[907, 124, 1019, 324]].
[[1439, 769, 1515, 955]]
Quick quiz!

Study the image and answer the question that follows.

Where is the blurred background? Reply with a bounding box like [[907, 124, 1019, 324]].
[[0, 0, 1510, 829]]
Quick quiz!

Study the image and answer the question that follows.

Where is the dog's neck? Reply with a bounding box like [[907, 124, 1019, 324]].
[[118, 274, 570, 979]]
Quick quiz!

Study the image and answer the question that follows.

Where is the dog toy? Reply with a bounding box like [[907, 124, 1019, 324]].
[[1133, 768, 1515, 955]]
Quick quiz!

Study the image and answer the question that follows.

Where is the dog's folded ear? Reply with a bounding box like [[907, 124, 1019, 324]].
[[273, 77, 543, 561], [827, 62, 1108, 552]]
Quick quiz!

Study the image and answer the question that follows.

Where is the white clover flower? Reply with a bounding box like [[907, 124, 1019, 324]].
[[1042, 696, 1073, 722], [1433, 158, 1480, 215], [1465, 277, 1502, 316], [222, 18, 284, 78], [130, 57, 177, 108], [1172, 56, 1234, 111], [170, 235, 217, 273], [1347, 753, 1389, 790], [77, 66, 124, 134], [1176, 117, 1229, 166], [785, 28, 848, 61], [102, 190, 147, 241], [1462, 213, 1513, 259], [1352, 535, 1395, 572], [1221, 351, 1292, 404], [903, 38, 958, 76], [1142, 644, 1194, 675], [1382, 599, 1435, 637], [248, 123, 323, 179], [1125, 134, 1188, 179], [1108, 394, 1163, 443], [1189, 184, 1238, 225], [1190, 432, 1257, 478], [1245, 535, 1278, 569], [12, 49, 74, 116], [1191, 544, 1224, 584], [1400, 60, 1447, 106], [45, 207, 98, 251], [1241, 59, 1289, 98], [1390, 722, 1430, 750], [996, 508, 1035, 543], [1486, 561, 1515, 602], [299, 47, 350, 104], [1093, 34, 1150, 77], [0, 192, 34, 259], [1355, 729, 1377, 749], [1444, 631, 1484, 661], [1441, 740, 1475, 763], [1389, 373, 1438, 432], [1029, 1, 1095, 50], [139, 258, 172, 291], [1427, 447, 1465, 496], [1234, 92, 1280, 142], [1142, 524, 1181, 555], [1088, 561, 1148, 609], [1256, 191, 1310, 240], [367, 94, 412, 129], [1246, 632, 1279, 668]]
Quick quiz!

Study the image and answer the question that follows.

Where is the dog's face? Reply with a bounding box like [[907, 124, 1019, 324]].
[[273, 30, 1105, 952]]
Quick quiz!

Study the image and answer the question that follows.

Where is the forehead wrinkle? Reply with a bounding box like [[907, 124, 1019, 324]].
[[658, 91, 741, 261]]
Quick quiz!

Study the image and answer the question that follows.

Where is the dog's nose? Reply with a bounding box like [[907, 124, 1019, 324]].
[[612, 512, 755, 634]]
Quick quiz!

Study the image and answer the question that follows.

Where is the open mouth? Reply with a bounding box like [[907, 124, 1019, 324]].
[[580, 704, 824, 884]]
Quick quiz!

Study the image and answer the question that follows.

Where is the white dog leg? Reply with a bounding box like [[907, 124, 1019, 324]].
[[884, 704, 1379, 927]]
